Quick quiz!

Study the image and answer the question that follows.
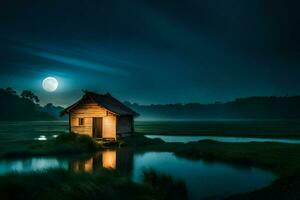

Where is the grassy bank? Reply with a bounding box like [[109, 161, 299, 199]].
[[0, 133, 163, 159], [138, 140, 300, 199], [0, 133, 102, 158]]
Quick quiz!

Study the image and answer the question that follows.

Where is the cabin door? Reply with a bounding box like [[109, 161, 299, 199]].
[[93, 117, 103, 138]]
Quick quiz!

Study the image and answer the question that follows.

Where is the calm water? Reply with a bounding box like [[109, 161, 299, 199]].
[[145, 135, 300, 144], [0, 149, 275, 200]]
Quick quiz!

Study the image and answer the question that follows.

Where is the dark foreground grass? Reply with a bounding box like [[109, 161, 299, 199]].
[[0, 168, 188, 200], [143, 168, 188, 200], [139, 140, 300, 199], [0, 169, 158, 200]]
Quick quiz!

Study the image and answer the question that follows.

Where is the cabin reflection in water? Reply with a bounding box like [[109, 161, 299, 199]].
[[70, 149, 133, 174], [102, 150, 116, 169]]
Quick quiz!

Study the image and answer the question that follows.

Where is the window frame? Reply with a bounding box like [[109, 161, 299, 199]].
[[78, 118, 84, 126]]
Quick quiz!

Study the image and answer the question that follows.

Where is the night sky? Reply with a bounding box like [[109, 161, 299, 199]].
[[1, 0, 300, 106]]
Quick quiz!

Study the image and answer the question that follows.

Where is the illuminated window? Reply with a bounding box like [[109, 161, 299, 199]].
[[79, 118, 84, 126]]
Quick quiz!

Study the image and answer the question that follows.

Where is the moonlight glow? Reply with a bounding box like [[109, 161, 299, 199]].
[[42, 77, 58, 92]]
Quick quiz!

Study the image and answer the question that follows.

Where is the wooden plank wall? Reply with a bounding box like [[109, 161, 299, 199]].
[[70, 101, 116, 139], [102, 115, 116, 138], [116, 116, 132, 134]]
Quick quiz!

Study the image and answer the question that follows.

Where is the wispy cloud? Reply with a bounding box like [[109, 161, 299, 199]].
[[17, 45, 128, 76]]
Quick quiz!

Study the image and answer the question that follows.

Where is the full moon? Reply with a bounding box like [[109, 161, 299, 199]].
[[42, 77, 58, 92]]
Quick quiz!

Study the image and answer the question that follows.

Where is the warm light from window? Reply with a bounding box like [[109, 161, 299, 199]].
[[102, 150, 116, 169]]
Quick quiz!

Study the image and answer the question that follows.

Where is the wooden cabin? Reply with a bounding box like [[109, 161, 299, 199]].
[[61, 91, 139, 140]]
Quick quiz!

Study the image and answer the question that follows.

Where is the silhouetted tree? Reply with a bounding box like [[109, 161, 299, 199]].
[[5, 87, 17, 95], [0, 87, 54, 121], [21, 90, 40, 103]]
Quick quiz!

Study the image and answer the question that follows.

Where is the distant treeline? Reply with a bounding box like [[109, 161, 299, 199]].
[[124, 96, 300, 120], [0, 88, 64, 121], [2, 87, 300, 121]]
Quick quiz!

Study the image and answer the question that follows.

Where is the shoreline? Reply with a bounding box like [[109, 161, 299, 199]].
[[140, 132, 300, 139], [1, 134, 300, 199]]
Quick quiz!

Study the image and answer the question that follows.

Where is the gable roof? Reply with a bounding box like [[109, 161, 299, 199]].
[[61, 91, 139, 116]]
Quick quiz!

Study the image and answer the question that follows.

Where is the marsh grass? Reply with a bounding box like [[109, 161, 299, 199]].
[[121, 133, 165, 147], [143, 168, 188, 200], [0, 169, 158, 200]]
